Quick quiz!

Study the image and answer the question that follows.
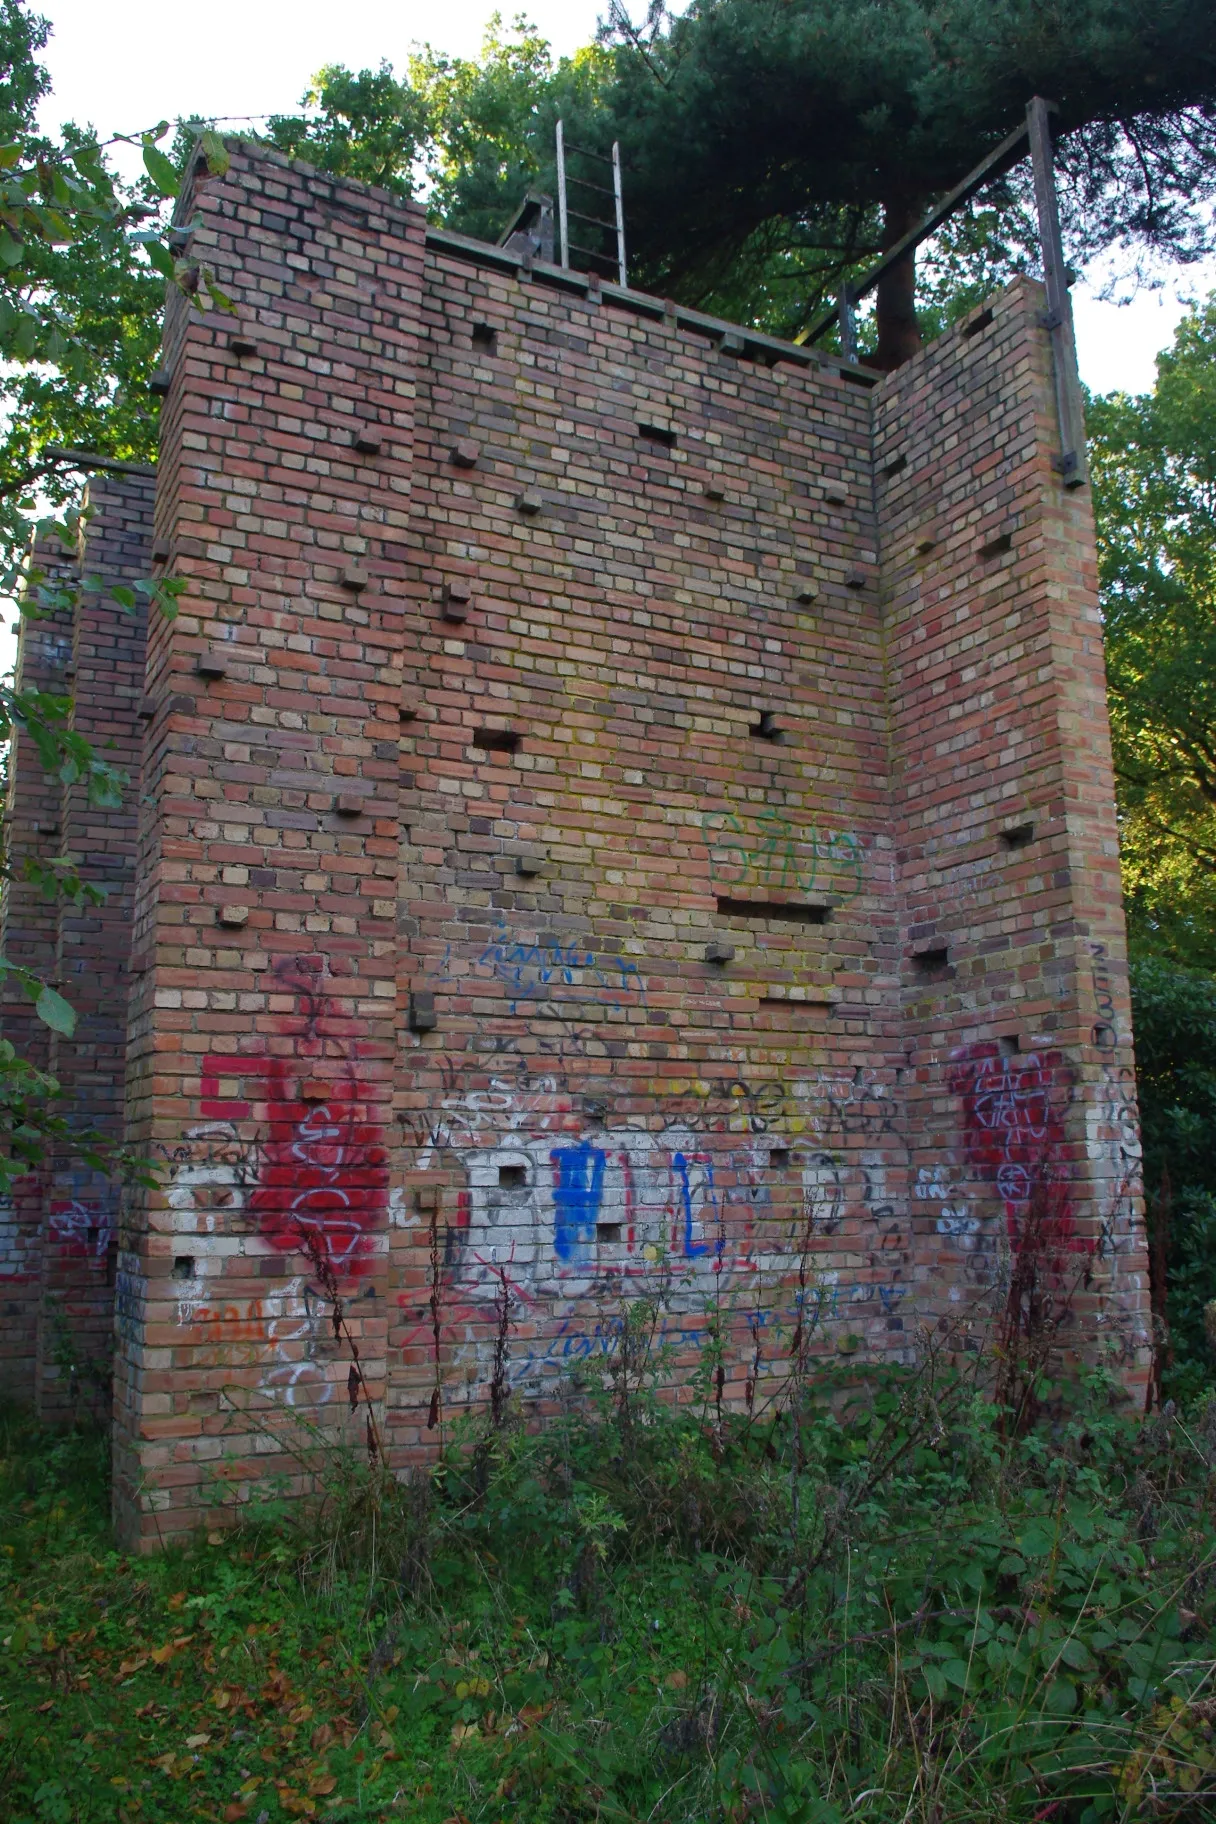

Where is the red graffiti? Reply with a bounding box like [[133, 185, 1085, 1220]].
[[198, 958, 387, 1278], [947, 1044, 1087, 1267], [247, 1060, 387, 1277]]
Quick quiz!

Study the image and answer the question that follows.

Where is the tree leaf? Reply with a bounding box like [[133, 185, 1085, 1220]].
[[200, 130, 230, 176], [34, 985, 76, 1036], [142, 143, 180, 198]]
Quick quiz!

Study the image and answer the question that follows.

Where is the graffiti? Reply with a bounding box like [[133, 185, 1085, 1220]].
[[947, 1043, 1085, 1265], [444, 915, 646, 1016], [1088, 941, 1119, 1051], [114, 1266, 144, 1344], [913, 1165, 979, 1241], [248, 1064, 387, 1276], [177, 1275, 336, 1408], [705, 811, 865, 903], [48, 1195, 117, 1262]]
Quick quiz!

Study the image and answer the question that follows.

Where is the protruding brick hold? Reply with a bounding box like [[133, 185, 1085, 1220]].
[[194, 647, 229, 679], [300, 1079, 330, 1102], [335, 794, 366, 817], [216, 904, 249, 927], [415, 1183, 440, 1212], [442, 580, 473, 621], [914, 533, 938, 556], [638, 418, 677, 448], [517, 490, 544, 515], [451, 438, 480, 468], [719, 330, 746, 355], [1000, 820, 1036, 850], [751, 709, 781, 740], [515, 849, 545, 876], [229, 334, 258, 358], [471, 321, 496, 347], [353, 431, 383, 456], [148, 368, 172, 397], [138, 695, 156, 719], [796, 582, 820, 604], [409, 991, 437, 1033], [705, 938, 736, 964], [398, 695, 421, 722], [151, 538, 170, 561], [341, 565, 370, 592], [883, 454, 908, 478], [704, 479, 726, 502], [822, 479, 849, 505], [845, 568, 866, 590]]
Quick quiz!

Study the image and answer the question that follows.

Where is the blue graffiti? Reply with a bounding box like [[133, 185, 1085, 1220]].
[[551, 1142, 606, 1262], [466, 915, 646, 1014], [672, 1151, 712, 1258]]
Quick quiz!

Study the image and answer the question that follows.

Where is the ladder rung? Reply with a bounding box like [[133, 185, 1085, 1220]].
[[566, 174, 615, 198], [563, 140, 613, 163], [568, 243, 617, 266], [567, 208, 616, 231]]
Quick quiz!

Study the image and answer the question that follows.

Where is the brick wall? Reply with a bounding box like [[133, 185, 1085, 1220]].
[[0, 140, 1146, 1544], [0, 481, 150, 1412]]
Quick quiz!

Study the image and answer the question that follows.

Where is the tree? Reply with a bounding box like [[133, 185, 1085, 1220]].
[[267, 15, 612, 248], [1088, 298, 1216, 972], [0, 0, 214, 1168], [583, 0, 1216, 367]]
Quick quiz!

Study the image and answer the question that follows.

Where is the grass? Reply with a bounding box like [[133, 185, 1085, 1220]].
[[1, 1347, 1215, 1824]]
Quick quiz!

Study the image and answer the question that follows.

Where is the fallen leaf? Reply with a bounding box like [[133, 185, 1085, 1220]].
[[207, 1531, 225, 1546], [149, 1644, 175, 1666], [310, 1723, 334, 1751], [185, 1732, 210, 1748], [449, 1721, 479, 1748], [213, 1687, 231, 1710], [223, 1807, 249, 1823], [119, 1656, 148, 1676], [167, 1592, 187, 1611], [135, 1701, 156, 1718], [665, 1670, 689, 1690], [309, 1774, 337, 1796]]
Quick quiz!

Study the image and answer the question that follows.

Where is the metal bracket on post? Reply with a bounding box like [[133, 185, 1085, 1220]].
[[556, 118, 569, 269], [837, 285, 857, 365], [611, 141, 627, 288], [1026, 97, 1088, 488]]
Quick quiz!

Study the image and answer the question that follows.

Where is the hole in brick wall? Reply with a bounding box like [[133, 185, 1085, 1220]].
[[1001, 821, 1036, 850], [473, 728, 521, 754], [498, 1164, 527, 1189], [471, 321, 497, 349], [172, 1256, 195, 1280], [769, 1147, 791, 1169], [980, 531, 1013, 561], [912, 945, 950, 976], [758, 993, 835, 1008], [597, 1222, 623, 1243], [750, 710, 782, 741], [716, 897, 830, 925], [638, 420, 677, 448], [962, 307, 995, 339], [999, 1034, 1021, 1057], [882, 454, 908, 478]]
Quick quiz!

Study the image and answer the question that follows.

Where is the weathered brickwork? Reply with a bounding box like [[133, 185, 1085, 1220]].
[[0, 480, 151, 1413], [0, 141, 1149, 1547]]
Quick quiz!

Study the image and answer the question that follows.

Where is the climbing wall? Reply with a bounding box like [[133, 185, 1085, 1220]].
[[0, 139, 1144, 1547]]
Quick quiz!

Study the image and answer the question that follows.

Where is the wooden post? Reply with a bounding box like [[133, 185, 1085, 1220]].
[[1027, 97, 1088, 488], [838, 285, 857, 365]]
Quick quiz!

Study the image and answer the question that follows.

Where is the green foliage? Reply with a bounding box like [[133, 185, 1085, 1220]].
[[1089, 300, 1216, 969], [1, 1367, 1214, 1823], [266, 15, 613, 249], [586, 0, 1216, 345], [1129, 957, 1216, 1397]]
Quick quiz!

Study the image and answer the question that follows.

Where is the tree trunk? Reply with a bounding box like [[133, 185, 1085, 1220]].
[[870, 195, 923, 372]]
